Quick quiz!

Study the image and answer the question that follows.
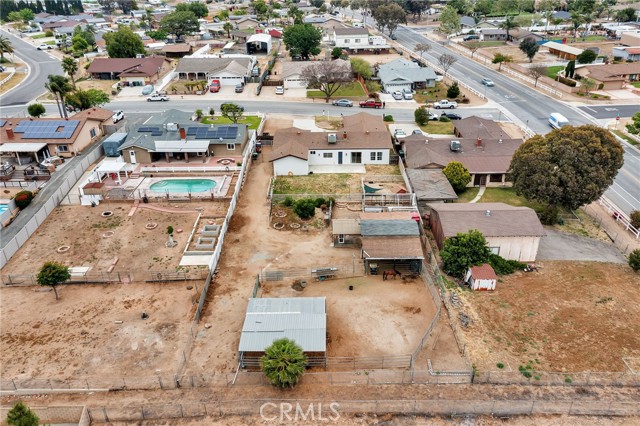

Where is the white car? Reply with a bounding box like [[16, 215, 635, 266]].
[[393, 129, 407, 140], [147, 94, 169, 102], [392, 91, 403, 100], [275, 86, 284, 95], [403, 90, 413, 100], [482, 78, 495, 87], [112, 110, 124, 123], [37, 44, 53, 50]]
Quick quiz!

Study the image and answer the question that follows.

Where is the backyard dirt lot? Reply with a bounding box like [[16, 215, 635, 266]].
[[2, 205, 202, 276], [457, 261, 640, 373], [0, 281, 195, 379]]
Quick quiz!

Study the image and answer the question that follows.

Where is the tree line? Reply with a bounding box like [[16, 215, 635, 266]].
[[0, 0, 84, 21]]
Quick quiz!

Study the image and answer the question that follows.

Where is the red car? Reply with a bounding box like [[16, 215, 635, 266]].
[[209, 80, 221, 93]]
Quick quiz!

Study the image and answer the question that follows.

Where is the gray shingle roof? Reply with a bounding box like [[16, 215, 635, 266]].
[[175, 57, 252, 75], [334, 27, 368, 36], [406, 168, 457, 201], [360, 220, 420, 236], [378, 58, 436, 86]]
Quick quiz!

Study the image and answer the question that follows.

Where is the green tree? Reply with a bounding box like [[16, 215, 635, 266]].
[[220, 103, 244, 124], [19, 8, 35, 22], [260, 338, 307, 388], [160, 10, 200, 40], [576, 49, 597, 64], [45, 74, 73, 119], [616, 7, 637, 22], [301, 60, 353, 103], [439, 5, 461, 35], [580, 77, 596, 94], [6, 401, 39, 426], [103, 26, 145, 58], [0, 35, 14, 61], [223, 21, 234, 38], [287, 5, 304, 24], [519, 37, 539, 63], [72, 34, 89, 53], [61, 56, 79, 88], [449, 0, 473, 15], [629, 249, 640, 272], [414, 106, 429, 126], [441, 230, 492, 277], [349, 57, 372, 79], [492, 53, 513, 71], [625, 112, 640, 134], [442, 161, 471, 192], [283, 24, 323, 60], [7, 11, 22, 22], [570, 11, 584, 41], [293, 198, 316, 219], [27, 103, 46, 117], [331, 47, 343, 59], [630, 210, 640, 229], [565, 59, 576, 78], [147, 30, 168, 41], [446, 81, 460, 98], [66, 89, 109, 110], [37, 261, 71, 300], [499, 15, 519, 40], [176, 2, 208, 18], [509, 125, 624, 211], [372, 3, 407, 36]]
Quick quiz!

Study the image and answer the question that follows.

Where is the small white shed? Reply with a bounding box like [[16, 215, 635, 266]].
[[465, 264, 497, 291]]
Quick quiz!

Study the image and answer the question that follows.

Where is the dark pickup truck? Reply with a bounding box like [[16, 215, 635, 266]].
[[359, 99, 382, 108]]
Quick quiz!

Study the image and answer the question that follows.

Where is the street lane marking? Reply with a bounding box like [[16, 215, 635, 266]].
[[583, 106, 597, 113], [604, 107, 619, 111]]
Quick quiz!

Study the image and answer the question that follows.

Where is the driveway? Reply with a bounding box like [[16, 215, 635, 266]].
[[537, 229, 626, 263]]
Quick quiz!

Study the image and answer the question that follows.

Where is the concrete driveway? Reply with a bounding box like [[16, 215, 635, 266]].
[[537, 229, 626, 263]]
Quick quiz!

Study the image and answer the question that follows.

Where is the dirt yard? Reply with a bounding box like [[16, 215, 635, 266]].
[[0, 281, 195, 379], [2, 205, 200, 275], [456, 261, 640, 373]]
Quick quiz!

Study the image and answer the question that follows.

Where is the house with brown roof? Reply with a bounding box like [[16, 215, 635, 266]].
[[269, 113, 393, 176], [426, 202, 545, 262], [87, 56, 172, 85], [575, 63, 640, 89], [403, 125, 523, 187], [0, 108, 114, 163], [162, 43, 193, 58]]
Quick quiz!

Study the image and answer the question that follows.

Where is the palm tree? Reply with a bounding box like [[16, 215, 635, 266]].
[[223, 21, 234, 38], [499, 16, 519, 41], [0, 35, 14, 61], [570, 12, 584, 41], [260, 338, 307, 388], [61, 56, 79, 88], [45, 75, 73, 119]]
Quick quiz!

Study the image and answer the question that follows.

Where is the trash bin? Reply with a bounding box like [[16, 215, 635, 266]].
[[369, 263, 378, 275]]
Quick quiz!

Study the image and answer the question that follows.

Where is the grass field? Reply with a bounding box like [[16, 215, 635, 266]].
[[273, 174, 361, 194], [201, 115, 261, 129], [414, 82, 449, 104], [545, 65, 564, 79], [420, 120, 455, 135], [307, 82, 366, 98]]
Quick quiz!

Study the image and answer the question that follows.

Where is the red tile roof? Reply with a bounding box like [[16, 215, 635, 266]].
[[469, 264, 497, 280]]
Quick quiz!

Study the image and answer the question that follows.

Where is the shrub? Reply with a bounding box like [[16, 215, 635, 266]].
[[446, 82, 460, 98], [539, 205, 559, 225], [556, 76, 577, 87], [293, 198, 316, 219], [45, 30, 54, 37], [414, 106, 429, 126], [442, 161, 471, 193], [460, 97, 470, 104], [331, 47, 343, 59], [282, 196, 294, 207], [488, 253, 525, 275], [630, 210, 640, 229], [629, 249, 640, 272], [439, 115, 451, 122], [383, 114, 394, 122], [314, 197, 326, 208], [496, 362, 504, 369], [209, 107, 215, 115], [14, 191, 33, 210]]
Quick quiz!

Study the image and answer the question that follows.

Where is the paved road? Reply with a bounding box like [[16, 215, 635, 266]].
[[578, 104, 640, 119], [537, 229, 626, 263], [0, 29, 62, 107], [605, 142, 640, 216]]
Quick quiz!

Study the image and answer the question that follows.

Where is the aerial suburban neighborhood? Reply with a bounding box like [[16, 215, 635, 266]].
[[1, 0, 640, 424]]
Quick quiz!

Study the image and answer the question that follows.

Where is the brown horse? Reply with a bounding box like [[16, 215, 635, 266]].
[[383, 270, 401, 280]]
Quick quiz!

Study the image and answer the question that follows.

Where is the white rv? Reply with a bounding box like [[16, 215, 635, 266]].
[[548, 112, 569, 129]]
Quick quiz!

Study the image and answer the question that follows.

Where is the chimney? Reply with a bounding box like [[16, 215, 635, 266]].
[[343, 131, 347, 139], [365, 130, 369, 135], [6, 129, 14, 139], [485, 210, 491, 217], [297, 131, 301, 135], [179, 127, 186, 140], [476, 138, 482, 147]]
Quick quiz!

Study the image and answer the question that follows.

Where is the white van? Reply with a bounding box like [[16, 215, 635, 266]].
[[548, 112, 569, 129], [353, 22, 365, 28]]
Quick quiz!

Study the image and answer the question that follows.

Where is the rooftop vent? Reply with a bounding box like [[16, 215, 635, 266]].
[[328, 133, 337, 144], [450, 140, 461, 152], [166, 122, 179, 132], [485, 210, 491, 217]]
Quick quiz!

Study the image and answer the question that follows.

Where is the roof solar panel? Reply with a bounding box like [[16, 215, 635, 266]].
[[187, 127, 197, 135], [0, 120, 7, 127]]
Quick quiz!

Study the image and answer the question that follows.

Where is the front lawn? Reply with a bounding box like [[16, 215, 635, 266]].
[[476, 187, 545, 211], [475, 41, 506, 47], [545, 65, 564, 80], [201, 115, 262, 129], [631, 82, 640, 89], [30, 33, 48, 39], [307, 82, 366, 98], [455, 187, 479, 203], [419, 121, 455, 135], [414, 81, 448, 104]]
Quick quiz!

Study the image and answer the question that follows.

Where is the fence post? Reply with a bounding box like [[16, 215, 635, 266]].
[[103, 407, 109, 423], [141, 406, 145, 420]]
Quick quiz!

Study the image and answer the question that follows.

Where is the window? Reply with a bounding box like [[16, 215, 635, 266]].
[[57, 145, 69, 152], [310, 151, 316, 155], [490, 174, 503, 183], [350, 152, 362, 163], [370, 151, 382, 161], [89, 128, 97, 138], [489, 247, 500, 255], [323, 153, 333, 158], [227, 143, 235, 150], [355, 38, 361, 43], [338, 234, 345, 244], [344, 39, 350, 43]]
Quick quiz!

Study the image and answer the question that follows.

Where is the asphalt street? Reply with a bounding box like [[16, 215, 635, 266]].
[[578, 104, 640, 119], [0, 29, 62, 107]]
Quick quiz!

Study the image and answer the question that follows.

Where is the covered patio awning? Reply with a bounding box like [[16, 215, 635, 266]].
[[95, 161, 128, 174], [362, 237, 424, 260], [0, 142, 48, 153], [153, 140, 209, 153]]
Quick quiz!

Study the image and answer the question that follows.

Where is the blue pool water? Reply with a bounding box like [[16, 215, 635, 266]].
[[0, 205, 8, 214], [149, 179, 217, 193]]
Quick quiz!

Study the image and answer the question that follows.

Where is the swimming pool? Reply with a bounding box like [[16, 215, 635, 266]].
[[149, 179, 217, 193], [0, 205, 8, 214]]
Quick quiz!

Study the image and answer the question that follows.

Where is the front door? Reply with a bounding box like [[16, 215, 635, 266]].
[[129, 150, 137, 164], [473, 174, 487, 186], [338, 152, 343, 164]]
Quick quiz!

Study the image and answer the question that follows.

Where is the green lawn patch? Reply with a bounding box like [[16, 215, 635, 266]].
[[577, 35, 606, 42], [307, 82, 366, 98], [545, 66, 564, 80], [476, 41, 506, 47], [631, 82, 640, 89], [455, 187, 479, 203], [273, 174, 361, 194], [414, 81, 448, 104], [419, 121, 455, 135], [200, 115, 261, 129], [612, 130, 638, 146], [477, 188, 546, 211], [30, 33, 47, 39]]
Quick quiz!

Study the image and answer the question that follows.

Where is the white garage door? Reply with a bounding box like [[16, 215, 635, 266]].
[[210, 76, 244, 86], [384, 83, 411, 93], [284, 78, 308, 89]]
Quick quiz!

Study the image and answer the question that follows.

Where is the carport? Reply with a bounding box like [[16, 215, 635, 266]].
[[93, 160, 130, 185], [246, 33, 271, 54], [362, 237, 424, 274], [0, 142, 49, 165]]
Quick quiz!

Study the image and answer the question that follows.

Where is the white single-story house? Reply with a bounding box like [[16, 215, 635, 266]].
[[465, 264, 497, 291], [282, 61, 310, 89], [269, 113, 393, 176], [175, 57, 255, 86], [377, 58, 437, 93]]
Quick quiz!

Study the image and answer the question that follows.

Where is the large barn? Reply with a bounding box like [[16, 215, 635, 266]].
[[238, 297, 326, 368]]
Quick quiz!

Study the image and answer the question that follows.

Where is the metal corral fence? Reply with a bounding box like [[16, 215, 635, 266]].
[[0, 269, 208, 287], [0, 405, 88, 426], [79, 399, 640, 422], [474, 370, 640, 387], [259, 263, 365, 282]]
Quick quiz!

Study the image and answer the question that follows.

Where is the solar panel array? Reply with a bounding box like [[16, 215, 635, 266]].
[[186, 126, 238, 140], [0, 120, 6, 127], [137, 126, 163, 136], [13, 120, 80, 139]]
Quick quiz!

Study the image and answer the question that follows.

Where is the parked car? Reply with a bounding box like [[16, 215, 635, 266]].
[[235, 83, 244, 93], [390, 33, 397, 40], [112, 110, 124, 123], [403, 90, 413, 100], [332, 99, 353, 107], [463, 34, 479, 41], [147, 94, 169, 102], [221, 103, 245, 112], [441, 112, 462, 120], [412, 129, 427, 136], [142, 84, 155, 95], [394, 129, 407, 140], [359, 99, 382, 108], [275, 86, 284, 95], [392, 91, 404, 100], [0, 65, 5, 72], [481, 77, 495, 86], [36, 44, 53, 50], [433, 99, 457, 109], [209, 79, 221, 93]]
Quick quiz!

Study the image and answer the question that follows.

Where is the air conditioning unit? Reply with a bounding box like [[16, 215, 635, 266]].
[[166, 123, 179, 132], [450, 140, 461, 152], [328, 134, 337, 144]]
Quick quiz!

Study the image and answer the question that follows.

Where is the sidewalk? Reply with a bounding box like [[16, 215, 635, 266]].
[[583, 202, 639, 256]]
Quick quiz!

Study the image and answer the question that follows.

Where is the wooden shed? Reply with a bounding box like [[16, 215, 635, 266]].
[[465, 264, 497, 291]]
